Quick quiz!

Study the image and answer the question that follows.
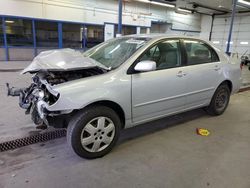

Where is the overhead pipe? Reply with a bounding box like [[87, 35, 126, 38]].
[[192, 2, 229, 14], [226, 0, 237, 55], [238, 10, 250, 13], [177, 7, 212, 15]]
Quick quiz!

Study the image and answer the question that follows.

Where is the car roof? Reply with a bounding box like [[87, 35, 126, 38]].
[[121, 34, 205, 41]]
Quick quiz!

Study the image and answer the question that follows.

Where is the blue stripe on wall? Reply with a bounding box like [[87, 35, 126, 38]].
[[32, 20, 37, 56], [58, 22, 63, 48], [2, 17, 9, 61]]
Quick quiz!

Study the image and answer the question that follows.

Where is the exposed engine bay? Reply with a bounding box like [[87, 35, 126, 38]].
[[6, 49, 108, 129], [7, 68, 105, 128]]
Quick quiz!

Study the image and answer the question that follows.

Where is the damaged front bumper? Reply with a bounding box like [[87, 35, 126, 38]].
[[6, 49, 107, 129], [6, 79, 64, 128], [6, 83, 34, 110]]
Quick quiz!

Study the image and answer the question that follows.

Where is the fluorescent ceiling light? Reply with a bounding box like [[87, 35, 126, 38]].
[[240, 41, 249, 45], [151, 1, 175, 8], [136, 0, 175, 8], [238, 0, 250, 6], [177, 8, 192, 13], [213, 41, 220, 44], [5, 20, 14, 24], [136, 0, 150, 3], [226, 41, 233, 44]]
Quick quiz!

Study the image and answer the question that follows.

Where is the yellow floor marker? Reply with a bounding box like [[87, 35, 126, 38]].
[[196, 128, 210, 136]]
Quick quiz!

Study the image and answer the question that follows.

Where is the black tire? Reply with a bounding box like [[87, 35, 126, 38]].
[[67, 105, 121, 159], [206, 83, 230, 116]]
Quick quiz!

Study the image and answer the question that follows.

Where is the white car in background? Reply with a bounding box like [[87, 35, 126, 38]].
[[7, 35, 242, 159]]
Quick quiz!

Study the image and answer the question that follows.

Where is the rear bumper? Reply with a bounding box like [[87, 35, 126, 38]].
[[232, 77, 242, 94]]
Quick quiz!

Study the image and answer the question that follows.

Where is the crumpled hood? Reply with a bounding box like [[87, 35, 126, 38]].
[[21, 48, 108, 74]]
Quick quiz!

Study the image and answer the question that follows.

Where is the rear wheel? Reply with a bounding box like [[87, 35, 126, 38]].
[[206, 84, 230, 116], [67, 106, 121, 159]]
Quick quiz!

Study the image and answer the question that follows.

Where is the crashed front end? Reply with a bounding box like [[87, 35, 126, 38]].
[[7, 49, 107, 129], [7, 72, 61, 128]]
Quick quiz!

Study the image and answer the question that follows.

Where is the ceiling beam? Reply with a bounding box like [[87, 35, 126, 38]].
[[191, 2, 230, 14]]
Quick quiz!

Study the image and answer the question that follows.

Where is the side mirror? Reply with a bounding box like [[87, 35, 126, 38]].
[[134, 60, 156, 72]]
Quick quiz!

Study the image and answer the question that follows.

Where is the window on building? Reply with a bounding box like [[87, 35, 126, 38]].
[[183, 40, 219, 65], [115, 25, 137, 36], [63, 23, 82, 48], [36, 21, 58, 48], [5, 18, 33, 46], [85, 25, 104, 48], [0, 18, 3, 46], [140, 27, 147, 34], [123, 26, 136, 35]]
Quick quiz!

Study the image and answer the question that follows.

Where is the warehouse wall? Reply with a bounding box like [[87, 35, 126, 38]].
[[200, 15, 212, 40], [0, 48, 5, 61], [211, 13, 250, 56], [0, 0, 201, 31], [0, 0, 202, 61]]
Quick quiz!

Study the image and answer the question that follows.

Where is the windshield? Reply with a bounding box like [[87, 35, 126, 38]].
[[84, 37, 151, 69]]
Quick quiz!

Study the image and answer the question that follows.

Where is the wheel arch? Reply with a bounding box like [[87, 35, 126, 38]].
[[219, 80, 233, 93], [83, 100, 126, 129]]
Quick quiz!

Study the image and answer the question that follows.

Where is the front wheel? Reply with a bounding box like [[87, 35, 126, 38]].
[[67, 106, 121, 159], [206, 84, 230, 116]]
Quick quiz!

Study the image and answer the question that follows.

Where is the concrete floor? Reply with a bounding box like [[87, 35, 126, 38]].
[[0, 61, 250, 188], [0, 64, 39, 143]]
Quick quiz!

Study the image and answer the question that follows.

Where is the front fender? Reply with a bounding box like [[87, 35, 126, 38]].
[[46, 73, 132, 119]]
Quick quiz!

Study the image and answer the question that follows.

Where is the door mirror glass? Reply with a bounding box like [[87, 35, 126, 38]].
[[134, 60, 156, 72]]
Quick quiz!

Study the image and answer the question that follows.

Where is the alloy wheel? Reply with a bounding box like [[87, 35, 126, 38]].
[[80, 117, 115, 153]]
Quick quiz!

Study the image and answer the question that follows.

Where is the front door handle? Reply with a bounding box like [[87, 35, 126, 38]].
[[176, 71, 187, 77]]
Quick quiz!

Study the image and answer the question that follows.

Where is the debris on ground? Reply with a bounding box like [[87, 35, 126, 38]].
[[11, 174, 16, 178], [0, 159, 4, 165]]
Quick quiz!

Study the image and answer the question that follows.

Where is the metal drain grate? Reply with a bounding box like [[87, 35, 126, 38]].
[[239, 86, 250, 93], [0, 129, 66, 152]]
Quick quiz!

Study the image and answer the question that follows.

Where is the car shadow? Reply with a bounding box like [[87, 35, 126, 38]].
[[118, 108, 208, 145]]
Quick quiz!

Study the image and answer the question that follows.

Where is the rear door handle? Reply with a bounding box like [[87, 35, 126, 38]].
[[214, 65, 221, 71]]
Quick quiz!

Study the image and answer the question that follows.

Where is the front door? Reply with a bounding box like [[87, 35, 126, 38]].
[[131, 39, 187, 123]]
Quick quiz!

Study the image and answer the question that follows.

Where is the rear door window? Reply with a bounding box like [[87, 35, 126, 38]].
[[183, 40, 219, 65]]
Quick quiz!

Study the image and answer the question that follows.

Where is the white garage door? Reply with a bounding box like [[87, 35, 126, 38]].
[[211, 15, 250, 56]]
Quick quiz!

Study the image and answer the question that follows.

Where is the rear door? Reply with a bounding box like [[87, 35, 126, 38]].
[[181, 39, 222, 108], [131, 39, 188, 123]]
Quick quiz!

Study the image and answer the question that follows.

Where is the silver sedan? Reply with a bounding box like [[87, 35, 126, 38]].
[[8, 35, 242, 158]]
